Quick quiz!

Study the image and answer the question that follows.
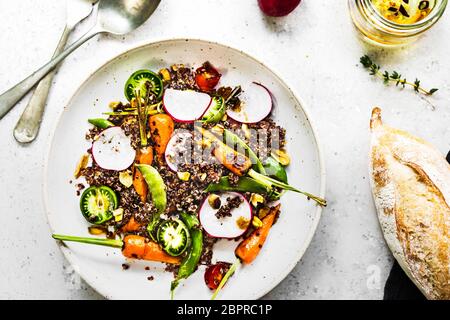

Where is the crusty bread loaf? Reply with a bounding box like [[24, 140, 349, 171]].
[[369, 107, 450, 300]]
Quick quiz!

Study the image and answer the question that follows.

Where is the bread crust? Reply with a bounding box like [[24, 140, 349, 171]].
[[369, 107, 450, 300]]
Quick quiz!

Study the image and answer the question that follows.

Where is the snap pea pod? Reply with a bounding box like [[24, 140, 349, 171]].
[[170, 213, 203, 299], [136, 164, 167, 241], [180, 211, 200, 230], [135, 164, 167, 213], [88, 118, 114, 129], [205, 176, 269, 194], [211, 125, 266, 174], [206, 176, 281, 201], [263, 156, 288, 183]]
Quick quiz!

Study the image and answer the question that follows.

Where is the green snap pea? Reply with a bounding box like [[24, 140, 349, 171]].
[[135, 164, 167, 213], [206, 176, 281, 201], [88, 118, 114, 129], [263, 156, 288, 183], [136, 164, 167, 241], [205, 176, 269, 194], [170, 213, 203, 299], [180, 211, 200, 229]]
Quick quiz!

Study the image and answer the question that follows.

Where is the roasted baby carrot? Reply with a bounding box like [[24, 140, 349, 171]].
[[213, 143, 252, 176], [122, 235, 181, 264], [133, 146, 153, 203], [198, 127, 252, 176], [149, 114, 174, 159], [52, 234, 181, 265], [235, 204, 280, 264]]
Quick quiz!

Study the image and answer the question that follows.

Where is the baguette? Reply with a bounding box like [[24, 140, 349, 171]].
[[369, 107, 450, 300]]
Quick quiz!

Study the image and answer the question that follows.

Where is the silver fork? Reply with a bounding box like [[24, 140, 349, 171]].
[[13, 0, 97, 143]]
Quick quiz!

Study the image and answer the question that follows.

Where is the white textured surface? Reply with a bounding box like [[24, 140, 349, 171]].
[[0, 0, 449, 300]]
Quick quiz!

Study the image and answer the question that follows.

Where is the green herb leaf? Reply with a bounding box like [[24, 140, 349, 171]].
[[429, 88, 438, 95], [360, 55, 373, 68], [390, 71, 400, 80], [383, 71, 390, 83], [414, 79, 421, 92]]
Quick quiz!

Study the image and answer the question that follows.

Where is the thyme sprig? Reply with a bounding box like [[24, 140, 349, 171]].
[[360, 55, 438, 96]]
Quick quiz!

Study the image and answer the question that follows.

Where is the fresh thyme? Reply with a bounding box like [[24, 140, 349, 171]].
[[360, 55, 438, 96]]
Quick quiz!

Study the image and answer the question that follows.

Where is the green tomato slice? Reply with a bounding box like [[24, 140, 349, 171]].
[[157, 219, 191, 257], [79, 186, 118, 225], [124, 69, 164, 102], [201, 96, 225, 124]]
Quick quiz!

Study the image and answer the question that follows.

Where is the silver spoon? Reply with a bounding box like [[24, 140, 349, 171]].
[[14, 0, 98, 144], [0, 0, 161, 121]]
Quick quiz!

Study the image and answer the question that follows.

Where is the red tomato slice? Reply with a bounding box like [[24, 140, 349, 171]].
[[195, 62, 221, 92], [204, 262, 231, 290]]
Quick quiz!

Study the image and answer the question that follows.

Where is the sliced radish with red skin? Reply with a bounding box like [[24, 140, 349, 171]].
[[199, 192, 252, 239], [226, 82, 273, 124], [92, 126, 136, 171], [164, 129, 193, 172], [163, 88, 212, 123]]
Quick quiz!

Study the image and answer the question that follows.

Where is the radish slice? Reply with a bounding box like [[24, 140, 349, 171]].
[[226, 82, 273, 123], [92, 127, 136, 171], [199, 192, 252, 239], [163, 88, 212, 123], [164, 130, 193, 171]]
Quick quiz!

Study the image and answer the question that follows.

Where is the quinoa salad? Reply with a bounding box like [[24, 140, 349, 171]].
[[53, 61, 326, 299]]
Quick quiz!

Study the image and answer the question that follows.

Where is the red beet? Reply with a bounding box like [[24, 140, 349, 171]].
[[258, 0, 301, 17]]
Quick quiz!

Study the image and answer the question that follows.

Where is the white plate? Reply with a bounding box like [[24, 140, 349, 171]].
[[44, 39, 326, 300]]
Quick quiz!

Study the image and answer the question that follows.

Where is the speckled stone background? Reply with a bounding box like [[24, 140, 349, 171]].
[[0, 0, 449, 299]]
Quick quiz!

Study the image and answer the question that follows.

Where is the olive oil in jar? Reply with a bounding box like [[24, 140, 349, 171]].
[[372, 0, 435, 24], [348, 0, 447, 46]]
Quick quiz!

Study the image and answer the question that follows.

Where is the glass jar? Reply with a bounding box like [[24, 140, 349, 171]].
[[348, 0, 448, 46]]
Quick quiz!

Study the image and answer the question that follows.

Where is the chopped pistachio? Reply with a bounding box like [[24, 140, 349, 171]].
[[252, 216, 263, 228], [237, 216, 250, 230], [171, 64, 184, 71], [258, 206, 271, 219], [249, 193, 264, 207], [119, 170, 133, 188], [109, 101, 122, 110], [271, 149, 291, 166], [242, 123, 251, 140], [208, 194, 221, 209], [113, 208, 124, 222], [199, 136, 212, 148], [74, 154, 89, 178], [210, 124, 224, 135], [177, 171, 191, 181], [159, 68, 171, 81], [88, 226, 106, 235]]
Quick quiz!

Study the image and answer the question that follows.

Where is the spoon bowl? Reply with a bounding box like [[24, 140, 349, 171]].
[[98, 0, 161, 35]]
